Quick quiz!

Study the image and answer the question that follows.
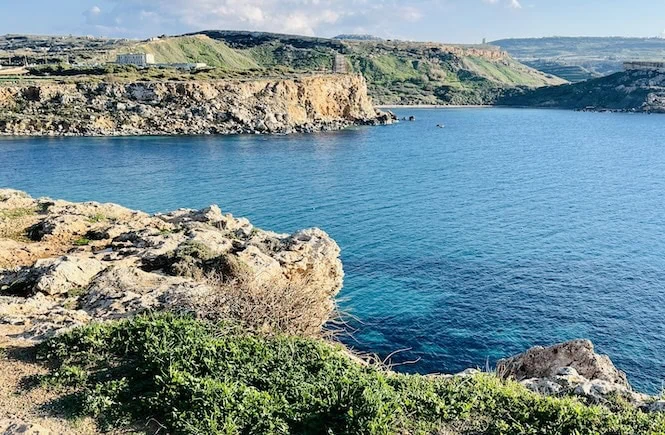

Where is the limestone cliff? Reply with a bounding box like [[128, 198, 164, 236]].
[[0, 74, 394, 136]]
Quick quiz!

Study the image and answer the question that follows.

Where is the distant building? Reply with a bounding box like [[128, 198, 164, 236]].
[[116, 53, 155, 67], [333, 54, 347, 74], [623, 61, 665, 72]]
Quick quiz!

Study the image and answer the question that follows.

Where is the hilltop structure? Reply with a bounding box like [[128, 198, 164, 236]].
[[116, 53, 155, 67], [333, 54, 347, 74], [114, 52, 206, 71]]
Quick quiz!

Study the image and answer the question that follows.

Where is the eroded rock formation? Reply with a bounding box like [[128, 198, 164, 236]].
[[0, 189, 343, 339], [0, 75, 395, 136], [498, 340, 664, 411]]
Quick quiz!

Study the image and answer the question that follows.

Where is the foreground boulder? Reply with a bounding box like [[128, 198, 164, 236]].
[[497, 340, 658, 408], [497, 339, 629, 387], [0, 189, 343, 339]]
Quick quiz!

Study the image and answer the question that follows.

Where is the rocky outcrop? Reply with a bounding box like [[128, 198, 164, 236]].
[[0, 75, 395, 136], [499, 70, 665, 113], [497, 340, 629, 387], [498, 340, 663, 410], [0, 189, 343, 339], [0, 420, 53, 435]]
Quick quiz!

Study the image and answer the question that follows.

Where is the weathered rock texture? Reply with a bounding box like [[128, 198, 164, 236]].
[[498, 340, 661, 410], [0, 189, 343, 339], [499, 70, 665, 113], [497, 339, 629, 387], [0, 75, 395, 136]]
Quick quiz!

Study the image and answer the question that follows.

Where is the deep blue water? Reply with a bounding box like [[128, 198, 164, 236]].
[[2, 108, 665, 393]]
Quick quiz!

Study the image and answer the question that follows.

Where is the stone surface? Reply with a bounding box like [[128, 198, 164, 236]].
[[497, 339, 629, 387], [0, 189, 343, 339], [0, 420, 53, 435], [0, 75, 396, 137], [496, 339, 662, 409]]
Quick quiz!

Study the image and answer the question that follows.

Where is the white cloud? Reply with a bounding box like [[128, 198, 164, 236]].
[[80, 0, 529, 39], [81, 0, 434, 38], [83, 5, 102, 23], [483, 0, 522, 9]]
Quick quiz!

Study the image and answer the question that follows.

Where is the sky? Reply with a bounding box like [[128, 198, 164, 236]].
[[1, 0, 665, 43]]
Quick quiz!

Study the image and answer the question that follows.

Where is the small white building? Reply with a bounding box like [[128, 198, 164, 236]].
[[116, 53, 155, 67]]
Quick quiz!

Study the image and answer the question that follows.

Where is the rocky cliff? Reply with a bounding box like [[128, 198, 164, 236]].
[[0, 74, 394, 136], [499, 70, 665, 112]]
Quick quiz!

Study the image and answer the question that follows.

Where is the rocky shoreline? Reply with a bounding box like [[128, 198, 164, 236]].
[[498, 70, 665, 113], [0, 75, 396, 136], [1, 189, 664, 432]]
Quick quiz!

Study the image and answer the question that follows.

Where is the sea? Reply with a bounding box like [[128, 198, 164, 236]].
[[2, 108, 664, 393]]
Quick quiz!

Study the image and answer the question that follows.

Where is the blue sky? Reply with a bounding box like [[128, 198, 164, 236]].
[[2, 0, 665, 43]]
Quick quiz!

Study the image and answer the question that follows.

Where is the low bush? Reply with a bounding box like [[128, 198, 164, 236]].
[[37, 315, 665, 434], [198, 274, 337, 337]]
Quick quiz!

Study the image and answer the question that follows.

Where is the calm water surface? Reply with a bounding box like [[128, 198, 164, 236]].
[[2, 108, 664, 393]]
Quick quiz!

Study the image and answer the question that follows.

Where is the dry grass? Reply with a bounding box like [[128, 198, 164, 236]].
[[196, 271, 337, 337], [0, 207, 38, 241], [0, 329, 102, 434]]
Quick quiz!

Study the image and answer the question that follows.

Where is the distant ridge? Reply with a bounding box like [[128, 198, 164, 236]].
[[492, 36, 665, 81], [333, 34, 384, 41]]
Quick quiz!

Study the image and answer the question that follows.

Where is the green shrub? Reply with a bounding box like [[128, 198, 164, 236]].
[[37, 315, 665, 434]]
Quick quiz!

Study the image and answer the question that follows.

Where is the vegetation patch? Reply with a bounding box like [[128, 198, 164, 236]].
[[0, 207, 36, 220], [37, 315, 665, 434], [72, 237, 91, 246], [0, 207, 37, 241], [86, 213, 107, 223]]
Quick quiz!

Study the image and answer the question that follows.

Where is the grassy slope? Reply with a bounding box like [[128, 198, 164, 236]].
[[129, 35, 260, 70], [0, 32, 564, 105], [192, 31, 563, 105], [36, 315, 665, 435], [522, 60, 600, 83], [344, 41, 564, 105]]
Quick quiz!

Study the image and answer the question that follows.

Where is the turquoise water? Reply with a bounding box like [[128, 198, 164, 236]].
[[2, 108, 665, 393]]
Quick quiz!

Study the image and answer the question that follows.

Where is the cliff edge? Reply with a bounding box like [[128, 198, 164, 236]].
[[0, 188, 343, 338], [2, 189, 665, 434], [0, 74, 395, 136]]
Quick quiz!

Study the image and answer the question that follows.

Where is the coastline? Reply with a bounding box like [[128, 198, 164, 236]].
[[0, 75, 396, 136], [376, 104, 494, 109], [2, 188, 665, 433]]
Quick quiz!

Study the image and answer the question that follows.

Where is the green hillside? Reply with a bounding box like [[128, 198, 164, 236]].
[[522, 60, 600, 83], [0, 31, 565, 105], [193, 31, 563, 105], [129, 35, 260, 70]]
